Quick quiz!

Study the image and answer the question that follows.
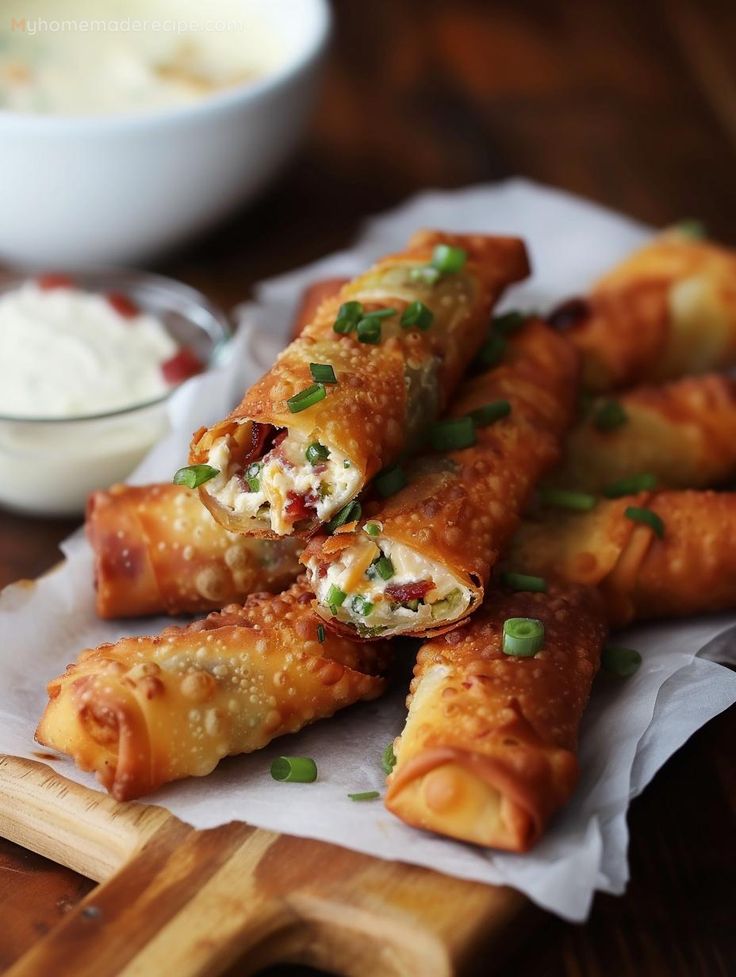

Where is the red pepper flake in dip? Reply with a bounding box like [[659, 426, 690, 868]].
[[36, 273, 74, 290], [160, 347, 203, 384], [106, 291, 139, 319]]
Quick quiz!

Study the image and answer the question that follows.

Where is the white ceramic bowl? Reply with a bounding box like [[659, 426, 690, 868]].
[[0, 0, 330, 268]]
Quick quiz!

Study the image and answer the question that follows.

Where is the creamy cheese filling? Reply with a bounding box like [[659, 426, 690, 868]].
[[308, 533, 472, 635], [205, 429, 361, 536]]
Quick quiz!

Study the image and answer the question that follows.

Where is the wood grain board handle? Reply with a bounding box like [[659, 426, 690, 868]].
[[1, 757, 528, 977]]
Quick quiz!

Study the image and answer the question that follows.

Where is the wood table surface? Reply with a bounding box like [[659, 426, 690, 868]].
[[2, 0, 735, 974]]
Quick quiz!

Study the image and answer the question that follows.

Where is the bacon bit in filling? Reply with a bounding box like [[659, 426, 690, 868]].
[[286, 491, 318, 521], [385, 580, 435, 603]]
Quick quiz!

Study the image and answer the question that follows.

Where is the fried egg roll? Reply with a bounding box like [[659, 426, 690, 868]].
[[385, 585, 607, 852], [551, 374, 736, 493], [508, 490, 736, 626], [550, 231, 736, 391], [87, 484, 303, 619], [301, 319, 578, 638], [190, 231, 529, 538], [36, 581, 389, 801]]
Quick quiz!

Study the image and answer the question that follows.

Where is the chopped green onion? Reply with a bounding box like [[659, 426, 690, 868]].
[[431, 244, 467, 274], [593, 399, 628, 431], [305, 441, 330, 465], [245, 462, 262, 492], [603, 473, 658, 498], [356, 317, 382, 344], [351, 594, 374, 617], [382, 742, 397, 774], [310, 362, 337, 384], [430, 416, 476, 452], [404, 599, 420, 611], [270, 756, 318, 783], [287, 383, 326, 413], [173, 464, 219, 489], [492, 311, 526, 334], [501, 571, 548, 593], [401, 300, 434, 331], [326, 584, 347, 609], [675, 218, 706, 239], [343, 460, 351, 469], [368, 555, 394, 581], [364, 521, 382, 537], [375, 464, 408, 498], [602, 645, 642, 677], [625, 505, 665, 537], [469, 399, 511, 427], [476, 334, 506, 368], [326, 500, 362, 534], [316, 624, 325, 643], [538, 487, 597, 512], [502, 618, 545, 657], [362, 307, 397, 321], [348, 791, 380, 801], [409, 265, 442, 285], [333, 301, 363, 334]]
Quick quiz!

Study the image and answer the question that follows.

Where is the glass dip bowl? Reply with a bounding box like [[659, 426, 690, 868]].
[[0, 268, 230, 516]]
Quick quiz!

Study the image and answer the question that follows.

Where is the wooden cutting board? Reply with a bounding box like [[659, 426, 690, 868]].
[[0, 754, 530, 977]]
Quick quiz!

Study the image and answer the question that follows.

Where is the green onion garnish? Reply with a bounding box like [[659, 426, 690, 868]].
[[502, 618, 545, 657], [430, 416, 476, 452], [356, 317, 382, 344], [369, 555, 394, 581], [362, 308, 397, 321], [375, 464, 407, 498], [326, 584, 347, 609], [245, 462, 262, 492], [492, 310, 526, 334], [343, 459, 351, 468], [409, 265, 442, 285], [625, 505, 665, 537], [364, 521, 381, 537], [602, 645, 642, 677], [173, 464, 219, 489], [476, 334, 506, 368], [401, 300, 434, 331], [351, 594, 374, 617], [501, 571, 548, 593], [270, 756, 318, 783], [538, 487, 597, 512], [287, 383, 326, 413], [317, 624, 325, 643], [348, 791, 380, 801], [333, 301, 363, 334], [469, 399, 511, 427], [675, 219, 706, 239], [593, 399, 628, 431], [431, 243, 467, 274], [310, 362, 337, 384], [382, 742, 397, 774], [326, 500, 362, 534], [305, 441, 330, 465], [603, 473, 658, 498]]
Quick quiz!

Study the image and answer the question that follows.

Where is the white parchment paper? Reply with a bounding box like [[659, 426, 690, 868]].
[[1, 180, 735, 921]]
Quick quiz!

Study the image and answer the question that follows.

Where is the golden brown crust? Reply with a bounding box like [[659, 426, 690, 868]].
[[557, 234, 736, 391], [190, 232, 530, 537], [87, 484, 303, 618], [36, 581, 390, 801], [508, 490, 736, 626], [303, 319, 579, 638], [551, 374, 736, 492], [290, 278, 348, 340], [385, 585, 607, 851]]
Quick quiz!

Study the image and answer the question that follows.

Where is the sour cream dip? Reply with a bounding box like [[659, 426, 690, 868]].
[[0, 278, 187, 419]]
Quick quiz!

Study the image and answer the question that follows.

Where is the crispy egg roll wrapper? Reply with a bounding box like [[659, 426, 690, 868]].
[[190, 231, 529, 538], [385, 585, 607, 852], [290, 278, 349, 339], [87, 484, 303, 618], [36, 580, 390, 801], [552, 233, 736, 391], [302, 320, 579, 638], [508, 490, 736, 626], [551, 374, 736, 492]]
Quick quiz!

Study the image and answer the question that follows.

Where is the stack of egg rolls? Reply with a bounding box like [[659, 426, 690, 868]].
[[385, 584, 607, 851], [550, 231, 736, 391], [302, 317, 579, 637], [36, 580, 390, 801], [190, 231, 529, 537]]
